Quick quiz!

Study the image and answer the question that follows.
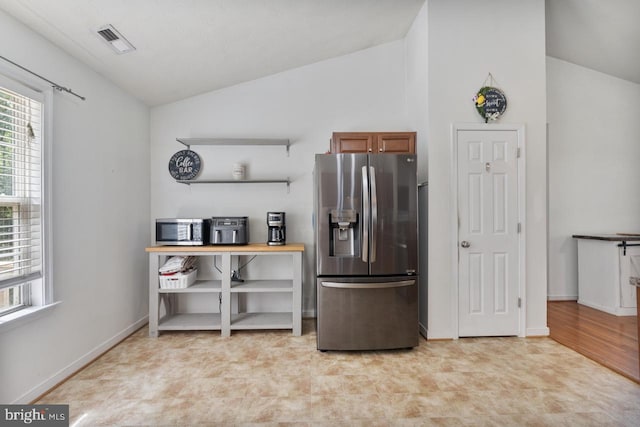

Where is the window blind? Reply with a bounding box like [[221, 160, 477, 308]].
[[0, 85, 42, 291]]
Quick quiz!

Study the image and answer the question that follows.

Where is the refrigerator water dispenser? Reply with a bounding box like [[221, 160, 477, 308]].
[[329, 209, 359, 257]]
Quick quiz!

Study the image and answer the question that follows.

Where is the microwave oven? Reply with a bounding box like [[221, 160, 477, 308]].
[[155, 218, 211, 245]]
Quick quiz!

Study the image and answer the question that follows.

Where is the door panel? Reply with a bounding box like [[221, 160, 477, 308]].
[[494, 252, 508, 312], [369, 154, 418, 276], [376, 133, 416, 154], [468, 253, 483, 313], [458, 129, 519, 336], [469, 173, 482, 233], [315, 154, 369, 276], [330, 133, 374, 153]]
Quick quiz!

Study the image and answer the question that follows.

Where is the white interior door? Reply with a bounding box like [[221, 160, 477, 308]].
[[457, 128, 521, 336]]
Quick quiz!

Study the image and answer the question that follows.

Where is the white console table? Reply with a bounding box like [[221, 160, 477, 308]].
[[146, 243, 304, 337]]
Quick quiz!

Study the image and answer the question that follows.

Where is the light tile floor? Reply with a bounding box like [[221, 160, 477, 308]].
[[37, 320, 640, 426]]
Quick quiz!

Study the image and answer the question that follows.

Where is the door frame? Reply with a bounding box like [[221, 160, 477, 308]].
[[450, 123, 526, 338]]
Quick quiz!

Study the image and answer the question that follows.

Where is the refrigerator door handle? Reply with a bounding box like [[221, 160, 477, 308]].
[[361, 165, 369, 262], [321, 280, 415, 289], [370, 166, 377, 263]]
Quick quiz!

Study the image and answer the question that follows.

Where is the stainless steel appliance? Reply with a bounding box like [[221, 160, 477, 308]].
[[314, 153, 419, 351], [267, 212, 286, 246], [155, 218, 211, 246], [210, 217, 249, 245]]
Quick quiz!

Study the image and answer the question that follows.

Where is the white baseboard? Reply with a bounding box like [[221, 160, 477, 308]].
[[577, 299, 636, 316], [426, 331, 455, 340], [526, 326, 550, 337], [14, 316, 148, 404], [547, 295, 578, 301]]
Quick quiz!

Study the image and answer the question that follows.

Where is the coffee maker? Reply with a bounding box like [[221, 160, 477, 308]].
[[267, 212, 286, 246]]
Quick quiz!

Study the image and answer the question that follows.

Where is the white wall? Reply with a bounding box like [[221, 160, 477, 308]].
[[425, 0, 548, 338], [547, 57, 640, 299], [150, 41, 411, 315], [0, 10, 150, 403], [404, 1, 429, 182], [404, 0, 429, 336]]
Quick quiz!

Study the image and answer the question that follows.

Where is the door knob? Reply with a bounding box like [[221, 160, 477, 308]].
[[461, 241, 471, 248]]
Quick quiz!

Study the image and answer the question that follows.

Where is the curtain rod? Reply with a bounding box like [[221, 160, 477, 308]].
[[0, 55, 86, 101]]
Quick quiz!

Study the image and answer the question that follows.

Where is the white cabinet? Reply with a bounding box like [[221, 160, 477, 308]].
[[146, 244, 303, 337], [574, 236, 639, 316]]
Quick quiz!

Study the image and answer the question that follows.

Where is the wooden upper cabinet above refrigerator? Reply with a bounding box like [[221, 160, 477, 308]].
[[330, 132, 416, 154]]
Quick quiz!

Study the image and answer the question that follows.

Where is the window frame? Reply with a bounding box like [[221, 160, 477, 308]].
[[0, 283, 30, 316], [0, 65, 55, 331]]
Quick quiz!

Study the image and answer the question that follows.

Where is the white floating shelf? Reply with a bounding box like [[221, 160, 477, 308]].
[[176, 178, 291, 192], [176, 138, 290, 155]]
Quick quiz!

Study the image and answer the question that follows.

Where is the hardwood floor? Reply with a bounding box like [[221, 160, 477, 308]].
[[548, 301, 639, 383]]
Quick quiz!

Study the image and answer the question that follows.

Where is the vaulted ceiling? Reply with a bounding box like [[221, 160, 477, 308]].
[[0, 0, 638, 106], [546, 0, 640, 86]]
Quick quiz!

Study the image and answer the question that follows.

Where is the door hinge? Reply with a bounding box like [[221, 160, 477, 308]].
[[517, 147, 521, 158], [518, 297, 522, 308], [517, 223, 521, 233]]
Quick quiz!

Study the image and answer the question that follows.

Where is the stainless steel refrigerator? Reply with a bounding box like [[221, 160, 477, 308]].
[[314, 153, 419, 350]]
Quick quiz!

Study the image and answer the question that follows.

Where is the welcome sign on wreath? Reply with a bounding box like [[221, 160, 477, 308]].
[[473, 73, 507, 123]]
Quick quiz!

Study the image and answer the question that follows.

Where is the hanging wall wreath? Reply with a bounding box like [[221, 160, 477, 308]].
[[473, 74, 507, 123]]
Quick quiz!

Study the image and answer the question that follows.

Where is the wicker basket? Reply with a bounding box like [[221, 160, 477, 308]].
[[158, 269, 197, 289]]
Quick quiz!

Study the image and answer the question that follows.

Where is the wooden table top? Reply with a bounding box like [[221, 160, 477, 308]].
[[146, 243, 304, 253]]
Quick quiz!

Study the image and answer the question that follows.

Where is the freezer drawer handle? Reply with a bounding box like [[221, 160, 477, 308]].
[[321, 280, 415, 289]]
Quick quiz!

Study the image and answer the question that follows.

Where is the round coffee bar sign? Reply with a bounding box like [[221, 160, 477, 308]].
[[474, 86, 507, 123], [168, 150, 201, 180]]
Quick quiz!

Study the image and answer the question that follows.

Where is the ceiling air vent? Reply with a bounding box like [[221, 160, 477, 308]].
[[96, 24, 135, 54]]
